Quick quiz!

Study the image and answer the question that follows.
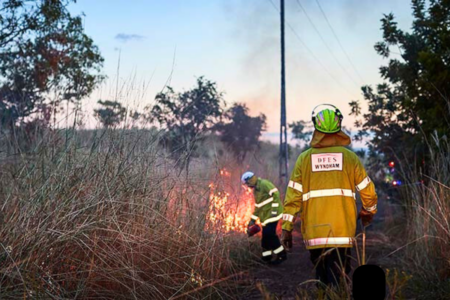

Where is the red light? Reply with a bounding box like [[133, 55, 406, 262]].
[[392, 180, 398, 186], [389, 161, 395, 168]]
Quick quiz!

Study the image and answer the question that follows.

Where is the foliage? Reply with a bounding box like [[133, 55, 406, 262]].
[[349, 0, 450, 168], [0, 0, 104, 129], [348, 2, 450, 296], [289, 120, 313, 144], [129, 110, 141, 126], [149, 77, 223, 170], [94, 100, 127, 128], [215, 103, 266, 163]]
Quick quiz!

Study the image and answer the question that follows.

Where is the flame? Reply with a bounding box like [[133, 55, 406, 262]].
[[219, 168, 231, 177], [205, 170, 254, 233]]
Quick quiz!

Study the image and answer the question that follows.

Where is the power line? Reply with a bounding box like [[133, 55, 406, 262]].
[[315, 0, 366, 84], [267, 0, 357, 98], [295, 0, 360, 89]]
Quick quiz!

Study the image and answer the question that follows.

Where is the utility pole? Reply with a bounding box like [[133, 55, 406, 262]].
[[279, 0, 288, 186]]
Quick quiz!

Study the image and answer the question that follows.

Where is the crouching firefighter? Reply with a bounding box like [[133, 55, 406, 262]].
[[281, 104, 378, 286], [242, 172, 287, 264]]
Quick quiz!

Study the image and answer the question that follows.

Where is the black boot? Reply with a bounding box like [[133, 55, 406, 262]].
[[261, 249, 272, 264], [271, 249, 287, 265]]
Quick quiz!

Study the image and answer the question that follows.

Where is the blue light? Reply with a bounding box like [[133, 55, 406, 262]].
[[392, 180, 402, 186]]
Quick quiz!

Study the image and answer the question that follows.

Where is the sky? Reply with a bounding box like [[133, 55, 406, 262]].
[[68, 0, 414, 144]]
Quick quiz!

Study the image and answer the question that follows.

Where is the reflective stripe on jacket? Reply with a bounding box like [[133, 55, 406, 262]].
[[282, 130, 378, 249], [251, 178, 283, 226]]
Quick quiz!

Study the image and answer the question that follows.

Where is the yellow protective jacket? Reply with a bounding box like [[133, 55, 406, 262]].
[[282, 130, 378, 249], [250, 178, 283, 226]]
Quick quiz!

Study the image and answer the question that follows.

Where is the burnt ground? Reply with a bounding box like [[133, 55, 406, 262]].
[[239, 201, 399, 299]]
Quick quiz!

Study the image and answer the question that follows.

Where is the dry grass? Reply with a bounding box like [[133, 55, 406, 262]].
[[395, 132, 450, 298], [3, 121, 449, 299], [0, 128, 258, 299]]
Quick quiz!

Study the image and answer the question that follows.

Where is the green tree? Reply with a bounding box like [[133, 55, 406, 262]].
[[94, 100, 126, 128], [216, 103, 266, 163], [350, 0, 450, 168], [0, 0, 104, 130], [289, 120, 313, 144], [150, 77, 223, 171]]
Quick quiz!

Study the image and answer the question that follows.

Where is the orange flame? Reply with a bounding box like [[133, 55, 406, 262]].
[[205, 170, 254, 233], [219, 168, 231, 177]]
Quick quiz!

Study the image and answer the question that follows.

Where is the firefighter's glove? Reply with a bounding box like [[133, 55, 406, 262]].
[[281, 230, 293, 251], [247, 225, 260, 237], [359, 209, 374, 227], [247, 220, 260, 237]]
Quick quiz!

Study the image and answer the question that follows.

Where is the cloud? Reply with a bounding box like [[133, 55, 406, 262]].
[[115, 33, 145, 43]]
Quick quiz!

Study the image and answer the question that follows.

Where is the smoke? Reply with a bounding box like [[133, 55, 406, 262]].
[[220, 0, 414, 134], [223, 2, 279, 79], [221, 1, 315, 132]]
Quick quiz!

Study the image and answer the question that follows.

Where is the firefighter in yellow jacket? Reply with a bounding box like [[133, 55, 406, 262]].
[[242, 172, 287, 264], [281, 104, 378, 286]]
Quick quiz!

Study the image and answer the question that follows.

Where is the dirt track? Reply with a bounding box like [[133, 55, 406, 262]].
[[240, 220, 393, 299], [241, 230, 314, 299]]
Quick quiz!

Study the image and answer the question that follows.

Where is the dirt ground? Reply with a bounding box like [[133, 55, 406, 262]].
[[241, 230, 314, 299], [239, 220, 393, 299]]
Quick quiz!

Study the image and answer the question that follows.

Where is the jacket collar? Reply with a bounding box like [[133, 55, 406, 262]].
[[254, 178, 262, 192], [310, 130, 351, 148]]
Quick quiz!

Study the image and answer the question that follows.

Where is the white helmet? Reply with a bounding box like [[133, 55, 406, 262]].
[[241, 171, 255, 185]]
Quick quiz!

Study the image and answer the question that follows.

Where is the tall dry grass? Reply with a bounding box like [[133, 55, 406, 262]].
[[396, 132, 450, 297], [0, 127, 258, 299]]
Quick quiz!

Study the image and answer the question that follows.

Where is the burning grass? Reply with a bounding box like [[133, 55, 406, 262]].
[[0, 129, 258, 299], [205, 172, 254, 234]]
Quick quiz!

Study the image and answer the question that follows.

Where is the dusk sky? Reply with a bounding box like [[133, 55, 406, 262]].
[[68, 0, 414, 143]]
